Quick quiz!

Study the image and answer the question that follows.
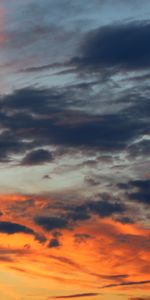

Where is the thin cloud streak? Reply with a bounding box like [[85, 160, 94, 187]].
[[101, 280, 150, 289], [49, 293, 100, 299]]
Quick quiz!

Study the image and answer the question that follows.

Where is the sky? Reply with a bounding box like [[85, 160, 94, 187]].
[[0, 0, 150, 299]]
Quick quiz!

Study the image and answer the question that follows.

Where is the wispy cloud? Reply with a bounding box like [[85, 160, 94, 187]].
[[48, 293, 100, 299], [101, 280, 150, 289]]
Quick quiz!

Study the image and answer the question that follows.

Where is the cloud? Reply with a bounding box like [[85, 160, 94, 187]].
[[35, 216, 69, 231], [68, 204, 91, 222], [21, 149, 54, 166], [128, 139, 150, 159], [0, 1, 150, 298], [100, 274, 128, 280], [0, 130, 27, 162], [101, 280, 150, 289], [43, 175, 51, 179], [128, 180, 150, 205], [67, 197, 125, 222], [48, 238, 60, 248], [49, 292, 100, 299], [0, 221, 34, 235], [129, 298, 150, 300], [0, 85, 149, 165], [71, 21, 150, 73], [21, 62, 67, 73], [74, 233, 92, 243], [88, 199, 125, 218], [48, 254, 82, 271], [1, 87, 59, 114], [0, 220, 46, 244], [0, 255, 14, 262], [114, 216, 134, 224], [34, 193, 126, 236], [118, 179, 150, 205]]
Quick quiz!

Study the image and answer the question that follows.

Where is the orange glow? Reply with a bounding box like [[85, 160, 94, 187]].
[[0, 193, 149, 300]]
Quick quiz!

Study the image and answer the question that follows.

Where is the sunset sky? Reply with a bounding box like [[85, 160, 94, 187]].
[[0, 1, 150, 300]]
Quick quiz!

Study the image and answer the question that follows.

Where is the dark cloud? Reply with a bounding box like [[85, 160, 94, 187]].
[[35, 113, 142, 151], [129, 298, 150, 300], [1, 87, 61, 115], [52, 231, 62, 238], [0, 221, 46, 244], [71, 21, 150, 73], [38, 193, 127, 233], [100, 274, 128, 280], [0, 130, 27, 163], [101, 280, 150, 289], [43, 174, 51, 179], [68, 205, 90, 222], [34, 233, 47, 244], [118, 179, 150, 205], [0, 85, 149, 165], [0, 221, 34, 235], [88, 199, 125, 218], [35, 216, 69, 231], [127, 180, 150, 190], [67, 196, 125, 223], [48, 238, 60, 248], [21, 149, 53, 166], [50, 103, 148, 152], [0, 246, 31, 256], [50, 293, 100, 299], [0, 255, 14, 262], [129, 180, 150, 205], [21, 62, 67, 73], [114, 216, 134, 224]]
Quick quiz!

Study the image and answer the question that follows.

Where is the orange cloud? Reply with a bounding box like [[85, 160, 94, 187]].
[[0, 193, 149, 300]]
